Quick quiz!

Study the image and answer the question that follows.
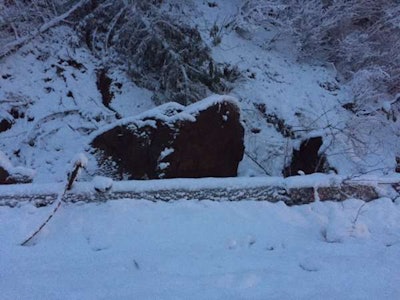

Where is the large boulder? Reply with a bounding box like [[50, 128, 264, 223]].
[[91, 96, 245, 180]]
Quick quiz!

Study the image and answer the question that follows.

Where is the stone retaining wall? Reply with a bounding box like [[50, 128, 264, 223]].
[[0, 180, 384, 208]]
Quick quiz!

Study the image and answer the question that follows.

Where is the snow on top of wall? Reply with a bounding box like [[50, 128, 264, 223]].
[[1, 172, 394, 198]]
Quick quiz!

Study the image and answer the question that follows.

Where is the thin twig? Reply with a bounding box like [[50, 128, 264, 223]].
[[244, 151, 271, 176], [0, 0, 87, 58]]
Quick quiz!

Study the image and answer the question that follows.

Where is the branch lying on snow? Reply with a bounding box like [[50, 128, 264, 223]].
[[0, 0, 87, 59], [20, 154, 87, 246]]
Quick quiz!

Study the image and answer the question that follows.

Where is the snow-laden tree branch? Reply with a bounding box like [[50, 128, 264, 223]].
[[241, 0, 400, 117], [0, 0, 87, 59], [77, 0, 239, 105]]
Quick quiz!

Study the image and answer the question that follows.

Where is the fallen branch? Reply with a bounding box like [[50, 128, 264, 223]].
[[20, 156, 86, 246]]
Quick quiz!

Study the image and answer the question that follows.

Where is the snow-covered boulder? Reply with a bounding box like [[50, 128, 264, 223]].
[[0, 151, 35, 184], [91, 95, 245, 180]]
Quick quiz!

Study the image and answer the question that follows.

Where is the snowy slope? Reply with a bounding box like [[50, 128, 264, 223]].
[[0, 27, 154, 183], [0, 1, 400, 183], [185, 1, 400, 177], [1, 197, 400, 299], [1, 2, 399, 181]]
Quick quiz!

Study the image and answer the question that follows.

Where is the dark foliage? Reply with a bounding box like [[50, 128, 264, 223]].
[[76, 0, 240, 104]]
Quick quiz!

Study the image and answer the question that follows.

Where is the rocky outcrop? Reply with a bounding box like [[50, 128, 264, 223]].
[[0, 166, 10, 184], [96, 68, 114, 109], [91, 95, 245, 180], [0, 117, 13, 133]]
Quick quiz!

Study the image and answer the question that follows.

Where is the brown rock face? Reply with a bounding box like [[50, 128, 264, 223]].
[[0, 118, 13, 133], [0, 166, 11, 184], [0, 167, 27, 184], [91, 97, 245, 180]]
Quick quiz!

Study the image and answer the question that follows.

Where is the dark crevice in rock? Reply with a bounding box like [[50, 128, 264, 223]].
[[96, 68, 114, 109], [0, 118, 13, 133], [283, 136, 330, 177]]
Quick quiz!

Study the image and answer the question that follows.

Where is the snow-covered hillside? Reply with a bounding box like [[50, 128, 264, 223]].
[[0, 26, 155, 182], [1, 1, 399, 181]]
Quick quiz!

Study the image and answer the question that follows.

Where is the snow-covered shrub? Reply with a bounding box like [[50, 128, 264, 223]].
[[0, 0, 53, 32], [0, 0, 69, 42], [284, 0, 400, 113], [76, 0, 240, 105], [348, 67, 391, 114], [213, 0, 289, 42], [235, 0, 289, 29], [243, 0, 400, 115], [1, 0, 239, 104], [0, 0, 87, 58]]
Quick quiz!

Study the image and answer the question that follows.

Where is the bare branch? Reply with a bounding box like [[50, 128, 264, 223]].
[[0, 0, 88, 59]]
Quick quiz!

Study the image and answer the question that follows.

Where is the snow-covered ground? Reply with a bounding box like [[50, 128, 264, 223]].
[[0, 27, 154, 183], [1, 197, 400, 299]]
